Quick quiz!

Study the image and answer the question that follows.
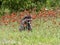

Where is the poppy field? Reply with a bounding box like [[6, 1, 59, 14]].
[[0, 9, 60, 45]]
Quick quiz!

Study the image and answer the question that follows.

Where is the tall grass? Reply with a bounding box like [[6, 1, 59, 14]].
[[0, 17, 60, 45]]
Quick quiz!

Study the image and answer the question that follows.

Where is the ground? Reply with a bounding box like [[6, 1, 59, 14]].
[[0, 17, 60, 45]]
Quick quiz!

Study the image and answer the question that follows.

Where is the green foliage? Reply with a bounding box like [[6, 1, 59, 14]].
[[0, 0, 60, 16]]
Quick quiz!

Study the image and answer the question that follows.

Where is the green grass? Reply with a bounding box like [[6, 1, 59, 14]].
[[0, 17, 60, 45]]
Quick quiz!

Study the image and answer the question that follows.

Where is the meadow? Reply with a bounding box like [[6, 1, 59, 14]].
[[0, 17, 60, 45], [0, 0, 60, 45]]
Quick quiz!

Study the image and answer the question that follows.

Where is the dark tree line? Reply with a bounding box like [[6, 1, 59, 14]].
[[0, 0, 60, 16]]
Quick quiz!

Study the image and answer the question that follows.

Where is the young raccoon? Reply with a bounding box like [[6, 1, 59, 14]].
[[19, 14, 32, 31]]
